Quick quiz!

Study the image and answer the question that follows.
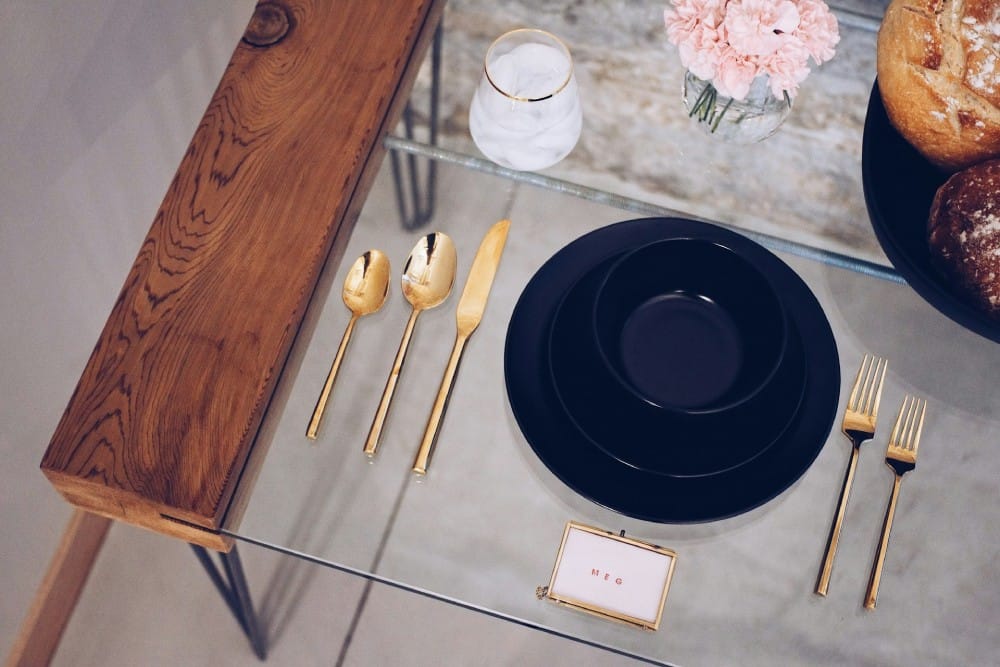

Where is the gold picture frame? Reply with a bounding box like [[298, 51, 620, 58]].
[[538, 521, 677, 631]]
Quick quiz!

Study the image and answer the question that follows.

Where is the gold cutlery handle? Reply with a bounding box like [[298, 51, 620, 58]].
[[412, 334, 467, 475], [864, 474, 902, 609], [816, 445, 860, 596], [307, 315, 358, 439], [364, 308, 420, 457]]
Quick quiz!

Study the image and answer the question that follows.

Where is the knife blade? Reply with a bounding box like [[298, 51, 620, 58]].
[[412, 219, 511, 475]]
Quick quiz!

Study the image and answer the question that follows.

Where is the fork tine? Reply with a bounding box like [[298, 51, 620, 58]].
[[906, 397, 922, 449], [889, 395, 908, 447], [869, 358, 887, 419], [858, 356, 874, 412], [847, 354, 870, 411], [909, 398, 921, 448], [859, 357, 875, 413], [861, 356, 885, 416], [909, 399, 927, 453], [894, 396, 906, 446], [901, 396, 916, 447]]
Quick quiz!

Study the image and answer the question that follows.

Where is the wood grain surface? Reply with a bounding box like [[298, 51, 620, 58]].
[[41, 0, 443, 547]]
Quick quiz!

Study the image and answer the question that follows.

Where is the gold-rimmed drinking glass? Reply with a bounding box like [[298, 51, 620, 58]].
[[468, 28, 582, 171]]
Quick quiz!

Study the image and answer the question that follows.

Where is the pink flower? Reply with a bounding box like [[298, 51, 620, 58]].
[[664, 0, 727, 80], [663, 0, 839, 98], [724, 0, 801, 57], [764, 39, 812, 97], [796, 0, 840, 63], [678, 23, 726, 80], [664, 0, 725, 46], [714, 46, 759, 100]]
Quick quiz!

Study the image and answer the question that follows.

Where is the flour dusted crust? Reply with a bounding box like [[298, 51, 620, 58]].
[[877, 0, 1000, 171], [928, 159, 1000, 317]]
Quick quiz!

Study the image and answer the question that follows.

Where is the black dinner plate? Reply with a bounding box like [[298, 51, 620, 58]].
[[547, 255, 807, 478], [862, 80, 1000, 343], [505, 217, 840, 523]]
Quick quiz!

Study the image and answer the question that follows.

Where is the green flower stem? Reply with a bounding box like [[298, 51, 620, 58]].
[[711, 96, 734, 133], [688, 83, 713, 120], [689, 81, 734, 134], [704, 87, 717, 123]]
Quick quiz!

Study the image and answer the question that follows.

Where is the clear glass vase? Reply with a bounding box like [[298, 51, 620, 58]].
[[682, 70, 792, 143]]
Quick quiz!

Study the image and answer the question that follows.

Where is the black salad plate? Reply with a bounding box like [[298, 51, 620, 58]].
[[504, 217, 840, 523], [862, 81, 1000, 344]]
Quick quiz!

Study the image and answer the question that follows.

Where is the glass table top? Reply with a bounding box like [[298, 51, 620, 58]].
[[227, 3, 1000, 664]]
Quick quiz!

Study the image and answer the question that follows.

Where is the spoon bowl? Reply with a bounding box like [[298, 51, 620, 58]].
[[343, 250, 392, 315], [401, 233, 458, 310], [307, 249, 392, 439]]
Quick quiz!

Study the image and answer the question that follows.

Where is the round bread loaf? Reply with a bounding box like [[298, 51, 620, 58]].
[[877, 0, 1000, 171], [928, 158, 1000, 318]]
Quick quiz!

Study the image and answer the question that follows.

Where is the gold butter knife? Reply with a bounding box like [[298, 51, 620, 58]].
[[412, 219, 511, 475]]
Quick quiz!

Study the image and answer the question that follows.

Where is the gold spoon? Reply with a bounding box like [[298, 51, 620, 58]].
[[306, 250, 391, 440], [363, 233, 457, 457]]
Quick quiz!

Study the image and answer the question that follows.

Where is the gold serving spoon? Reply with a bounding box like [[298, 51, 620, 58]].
[[307, 250, 391, 440], [363, 233, 457, 457]]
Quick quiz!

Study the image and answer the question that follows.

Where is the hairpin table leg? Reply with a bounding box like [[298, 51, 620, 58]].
[[191, 544, 267, 660], [390, 21, 441, 230]]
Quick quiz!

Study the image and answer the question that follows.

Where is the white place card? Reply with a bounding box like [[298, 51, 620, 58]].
[[540, 522, 677, 630]]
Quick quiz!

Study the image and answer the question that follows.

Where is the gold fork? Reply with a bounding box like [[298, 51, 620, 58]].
[[815, 354, 888, 596], [864, 396, 927, 609]]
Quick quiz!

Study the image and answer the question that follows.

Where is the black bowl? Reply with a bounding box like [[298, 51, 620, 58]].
[[593, 239, 790, 413], [548, 254, 806, 478]]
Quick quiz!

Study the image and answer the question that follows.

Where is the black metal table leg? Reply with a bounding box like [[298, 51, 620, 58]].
[[192, 544, 268, 660], [390, 21, 442, 230]]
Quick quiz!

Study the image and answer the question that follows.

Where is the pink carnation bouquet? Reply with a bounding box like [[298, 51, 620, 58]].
[[664, 0, 839, 132]]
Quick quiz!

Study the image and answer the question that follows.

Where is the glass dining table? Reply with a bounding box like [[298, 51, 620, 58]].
[[223, 2, 999, 664]]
